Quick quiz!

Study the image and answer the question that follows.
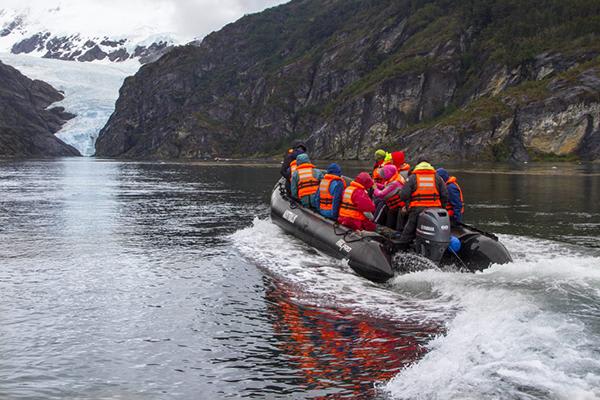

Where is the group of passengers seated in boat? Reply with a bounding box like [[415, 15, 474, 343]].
[[281, 141, 465, 249]]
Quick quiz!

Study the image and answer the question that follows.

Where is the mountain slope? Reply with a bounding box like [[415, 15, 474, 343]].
[[96, 0, 600, 161], [0, 60, 80, 157]]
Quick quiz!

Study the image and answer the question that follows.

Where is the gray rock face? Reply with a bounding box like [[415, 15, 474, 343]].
[[0, 14, 24, 37], [0, 60, 80, 157], [95, 0, 600, 161]]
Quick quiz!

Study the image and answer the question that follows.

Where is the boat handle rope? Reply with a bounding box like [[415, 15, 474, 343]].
[[331, 223, 364, 243]]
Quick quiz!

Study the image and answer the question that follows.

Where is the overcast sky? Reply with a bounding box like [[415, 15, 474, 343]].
[[1, 0, 288, 40]]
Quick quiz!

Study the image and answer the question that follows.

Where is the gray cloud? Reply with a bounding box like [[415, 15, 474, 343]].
[[2, 0, 289, 40], [171, 0, 288, 39]]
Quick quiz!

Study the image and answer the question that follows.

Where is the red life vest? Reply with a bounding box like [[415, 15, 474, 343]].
[[339, 181, 368, 221], [446, 176, 465, 216], [297, 163, 320, 198], [384, 172, 406, 210], [318, 174, 346, 211], [409, 168, 442, 208]]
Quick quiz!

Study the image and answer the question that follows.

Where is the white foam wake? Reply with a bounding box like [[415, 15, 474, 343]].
[[231, 218, 457, 323], [232, 218, 600, 399], [384, 256, 600, 399]]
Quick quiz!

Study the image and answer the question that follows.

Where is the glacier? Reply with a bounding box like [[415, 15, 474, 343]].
[[0, 53, 139, 156]]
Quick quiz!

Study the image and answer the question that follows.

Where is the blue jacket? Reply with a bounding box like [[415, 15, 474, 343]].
[[447, 182, 463, 223], [317, 163, 344, 219], [291, 154, 324, 208], [437, 168, 463, 223]]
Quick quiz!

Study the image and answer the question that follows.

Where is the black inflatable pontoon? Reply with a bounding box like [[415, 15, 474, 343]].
[[270, 179, 512, 282]]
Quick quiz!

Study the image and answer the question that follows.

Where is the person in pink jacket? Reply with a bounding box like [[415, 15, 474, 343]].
[[373, 165, 405, 230], [338, 172, 377, 232]]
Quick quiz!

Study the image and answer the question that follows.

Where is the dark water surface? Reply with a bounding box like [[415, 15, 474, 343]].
[[1, 158, 599, 399]]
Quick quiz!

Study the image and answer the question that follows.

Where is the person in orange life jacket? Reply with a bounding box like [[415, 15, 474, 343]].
[[338, 172, 377, 232], [372, 149, 389, 184], [281, 140, 307, 194], [373, 164, 406, 230], [389, 151, 411, 180], [436, 168, 464, 224], [291, 153, 324, 208], [396, 161, 449, 247], [317, 163, 346, 220]]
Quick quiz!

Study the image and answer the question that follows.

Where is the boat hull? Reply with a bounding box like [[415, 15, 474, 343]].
[[270, 181, 394, 282]]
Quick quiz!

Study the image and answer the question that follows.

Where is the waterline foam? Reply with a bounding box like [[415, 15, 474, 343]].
[[232, 218, 600, 399]]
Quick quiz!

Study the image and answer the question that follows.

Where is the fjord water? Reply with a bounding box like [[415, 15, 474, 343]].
[[1, 158, 599, 399]]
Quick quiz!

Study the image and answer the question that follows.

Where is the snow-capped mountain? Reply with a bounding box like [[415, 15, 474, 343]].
[[0, 6, 183, 63]]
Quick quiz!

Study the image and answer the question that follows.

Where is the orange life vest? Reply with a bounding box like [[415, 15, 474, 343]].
[[409, 169, 442, 208], [446, 176, 465, 216], [289, 160, 298, 181], [297, 163, 320, 198], [399, 163, 411, 173], [373, 168, 384, 184], [384, 172, 406, 210], [318, 174, 346, 211], [339, 181, 368, 221]]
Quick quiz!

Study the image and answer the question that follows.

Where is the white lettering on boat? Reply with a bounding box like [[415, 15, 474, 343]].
[[336, 239, 352, 253], [283, 210, 298, 224]]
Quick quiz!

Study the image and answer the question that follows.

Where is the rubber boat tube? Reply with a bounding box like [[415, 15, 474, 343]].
[[270, 180, 395, 282]]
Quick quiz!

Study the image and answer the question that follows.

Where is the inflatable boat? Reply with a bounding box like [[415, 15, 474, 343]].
[[270, 179, 512, 282]]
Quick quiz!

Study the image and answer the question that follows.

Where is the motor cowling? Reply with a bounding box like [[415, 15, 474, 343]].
[[415, 208, 451, 265]]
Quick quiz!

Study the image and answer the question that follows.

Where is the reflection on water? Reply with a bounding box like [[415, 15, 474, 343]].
[[265, 278, 439, 398]]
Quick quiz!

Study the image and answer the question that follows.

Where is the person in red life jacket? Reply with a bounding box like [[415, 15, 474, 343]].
[[396, 161, 449, 248], [436, 168, 464, 224], [373, 164, 406, 230], [317, 163, 346, 220], [389, 151, 411, 180], [281, 140, 307, 194], [291, 153, 324, 208], [338, 172, 377, 232]]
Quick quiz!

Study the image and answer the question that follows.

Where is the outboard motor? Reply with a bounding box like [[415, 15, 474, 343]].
[[414, 208, 451, 265]]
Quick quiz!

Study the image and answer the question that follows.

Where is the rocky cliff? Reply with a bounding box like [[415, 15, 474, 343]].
[[96, 0, 600, 161], [0, 60, 80, 157]]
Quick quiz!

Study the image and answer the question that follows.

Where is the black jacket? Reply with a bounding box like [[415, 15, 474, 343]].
[[280, 146, 306, 180]]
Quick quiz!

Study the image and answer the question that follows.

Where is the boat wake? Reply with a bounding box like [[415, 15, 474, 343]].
[[232, 218, 600, 399]]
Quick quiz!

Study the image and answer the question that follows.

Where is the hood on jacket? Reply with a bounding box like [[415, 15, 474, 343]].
[[378, 164, 398, 180], [391, 151, 405, 167], [414, 161, 435, 172], [355, 172, 374, 189], [295, 153, 310, 165], [291, 140, 307, 152], [374, 149, 387, 161], [327, 163, 342, 176], [436, 168, 450, 182]]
